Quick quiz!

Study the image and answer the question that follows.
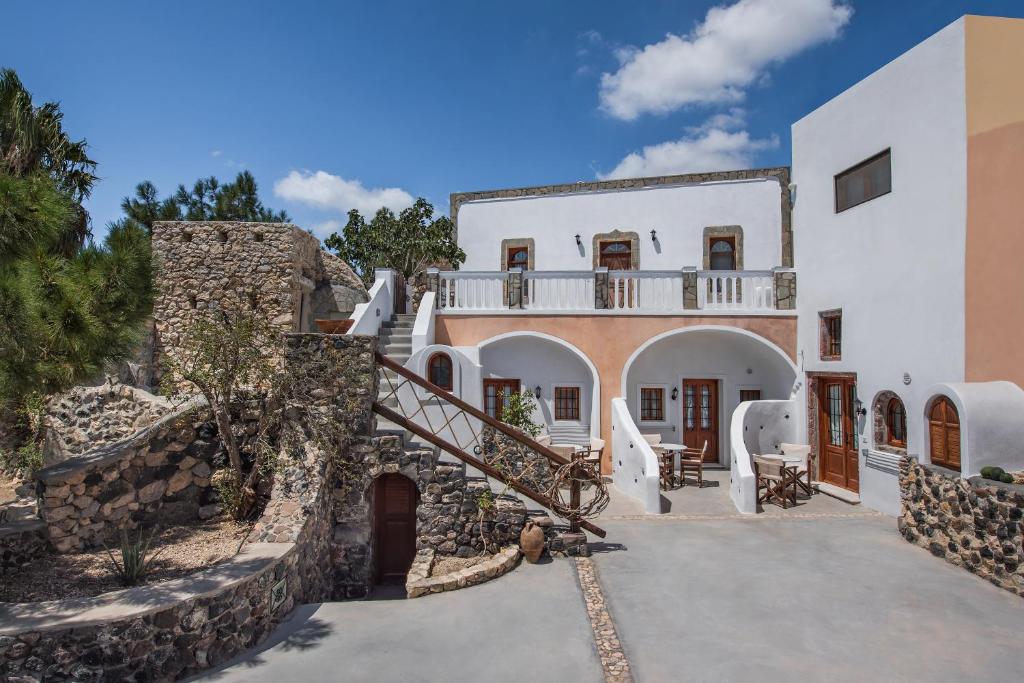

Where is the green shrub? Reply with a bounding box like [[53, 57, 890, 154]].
[[211, 469, 243, 519], [980, 466, 994, 479], [990, 467, 1006, 480], [500, 391, 542, 437], [1000, 473, 1014, 484], [103, 526, 164, 586], [0, 442, 42, 477]]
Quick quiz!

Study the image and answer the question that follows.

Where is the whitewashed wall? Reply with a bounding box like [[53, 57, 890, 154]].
[[622, 328, 797, 465], [730, 400, 799, 514], [791, 19, 968, 513], [456, 179, 783, 271]]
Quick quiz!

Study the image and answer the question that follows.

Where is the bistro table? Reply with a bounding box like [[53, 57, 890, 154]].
[[657, 444, 687, 488]]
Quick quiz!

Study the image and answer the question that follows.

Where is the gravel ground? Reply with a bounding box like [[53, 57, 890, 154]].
[[430, 554, 488, 576], [1, 517, 251, 603]]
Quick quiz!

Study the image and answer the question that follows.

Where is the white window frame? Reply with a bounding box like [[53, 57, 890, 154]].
[[636, 384, 671, 426], [551, 382, 585, 425]]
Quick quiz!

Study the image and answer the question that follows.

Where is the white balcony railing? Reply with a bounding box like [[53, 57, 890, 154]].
[[439, 272, 506, 311], [435, 269, 784, 313], [523, 271, 595, 310], [697, 271, 774, 311]]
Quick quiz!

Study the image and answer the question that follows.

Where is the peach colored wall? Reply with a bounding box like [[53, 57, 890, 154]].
[[437, 314, 796, 472], [965, 16, 1024, 387]]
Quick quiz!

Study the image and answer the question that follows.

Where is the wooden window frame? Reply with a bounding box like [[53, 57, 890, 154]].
[[834, 148, 892, 213], [739, 388, 762, 403], [638, 385, 667, 423], [885, 397, 907, 448], [427, 352, 454, 391], [708, 236, 737, 271], [928, 396, 961, 470], [552, 384, 582, 423], [819, 309, 842, 361]]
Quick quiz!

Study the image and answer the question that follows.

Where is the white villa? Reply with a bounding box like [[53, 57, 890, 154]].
[[349, 15, 1024, 517]]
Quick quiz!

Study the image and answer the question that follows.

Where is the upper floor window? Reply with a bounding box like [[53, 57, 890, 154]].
[[507, 246, 530, 270], [835, 149, 891, 213], [427, 353, 453, 391], [820, 310, 842, 361], [709, 237, 736, 271], [599, 241, 633, 271]]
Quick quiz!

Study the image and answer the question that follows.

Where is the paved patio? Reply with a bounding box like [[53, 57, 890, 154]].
[[197, 480, 1024, 683]]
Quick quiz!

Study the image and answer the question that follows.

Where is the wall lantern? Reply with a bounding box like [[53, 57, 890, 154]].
[[650, 229, 658, 242], [854, 396, 867, 417], [575, 234, 582, 247], [534, 386, 542, 399], [671, 387, 679, 401]]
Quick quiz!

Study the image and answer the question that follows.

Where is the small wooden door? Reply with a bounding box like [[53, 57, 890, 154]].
[[818, 377, 859, 492], [483, 379, 521, 421], [373, 474, 417, 584], [929, 397, 961, 469], [682, 379, 718, 463], [599, 241, 632, 271]]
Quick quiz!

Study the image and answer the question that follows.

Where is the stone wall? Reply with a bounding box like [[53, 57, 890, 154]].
[[42, 382, 173, 465], [152, 221, 366, 387], [899, 456, 1024, 596], [34, 399, 219, 552]]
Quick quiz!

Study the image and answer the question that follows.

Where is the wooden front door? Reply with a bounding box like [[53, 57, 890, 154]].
[[599, 240, 632, 271], [483, 379, 521, 421], [818, 377, 859, 492], [928, 397, 961, 469], [682, 379, 718, 463], [373, 474, 417, 584]]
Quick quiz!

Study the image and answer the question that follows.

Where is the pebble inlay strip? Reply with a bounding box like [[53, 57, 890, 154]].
[[606, 510, 882, 522], [575, 557, 633, 683]]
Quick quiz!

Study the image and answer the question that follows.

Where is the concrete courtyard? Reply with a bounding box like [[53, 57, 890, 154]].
[[198, 479, 1024, 682]]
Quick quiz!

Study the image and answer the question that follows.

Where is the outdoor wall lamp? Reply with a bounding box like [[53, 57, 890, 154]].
[[650, 229, 658, 242], [854, 397, 867, 417], [575, 234, 582, 247], [671, 387, 679, 401], [534, 386, 542, 399]]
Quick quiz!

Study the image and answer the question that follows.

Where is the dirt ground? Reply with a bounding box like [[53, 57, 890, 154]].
[[1, 517, 251, 603]]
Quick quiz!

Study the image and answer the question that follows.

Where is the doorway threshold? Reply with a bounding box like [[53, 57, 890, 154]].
[[812, 482, 861, 505]]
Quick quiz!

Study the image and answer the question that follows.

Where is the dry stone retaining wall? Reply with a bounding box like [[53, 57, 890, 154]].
[[899, 456, 1024, 596]]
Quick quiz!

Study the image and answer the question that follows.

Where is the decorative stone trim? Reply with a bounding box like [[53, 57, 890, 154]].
[[450, 166, 792, 267], [682, 267, 698, 310], [773, 268, 796, 311], [499, 238, 535, 271], [818, 309, 842, 361], [871, 390, 907, 454], [406, 545, 520, 598], [702, 225, 744, 270], [575, 557, 633, 683], [899, 456, 1024, 597], [595, 268, 610, 309], [592, 230, 640, 270]]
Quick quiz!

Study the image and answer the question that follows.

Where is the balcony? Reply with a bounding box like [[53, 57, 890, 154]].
[[429, 267, 795, 314]]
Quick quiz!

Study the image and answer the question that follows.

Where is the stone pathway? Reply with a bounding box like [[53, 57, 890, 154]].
[[575, 557, 632, 683]]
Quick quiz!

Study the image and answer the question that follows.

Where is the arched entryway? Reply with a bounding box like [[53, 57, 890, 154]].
[[373, 473, 418, 584]]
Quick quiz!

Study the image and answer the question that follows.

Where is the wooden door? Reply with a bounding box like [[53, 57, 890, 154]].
[[682, 379, 718, 463], [483, 379, 521, 421], [373, 474, 417, 584], [599, 241, 632, 271], [929, 397, 961, 469], [818, 377, 859, 492]]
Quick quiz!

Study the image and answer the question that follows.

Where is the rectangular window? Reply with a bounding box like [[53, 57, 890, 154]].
[[835, 149, 891, 212], [554, 386, 581, 421], [820, 310, 842, 361], [639, 387, 665, 422], [740, 389, 761, 403]]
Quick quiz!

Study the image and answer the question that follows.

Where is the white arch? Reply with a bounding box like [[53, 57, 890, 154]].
[[619, 324, 798, 397], [477, 330, 602, 438]]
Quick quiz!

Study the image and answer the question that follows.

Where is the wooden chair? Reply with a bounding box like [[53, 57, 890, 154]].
[[779, 443, 812, 496], [679, 441, 707, 488], [754, 455, 797, 509], [582, 438, 604, 468]]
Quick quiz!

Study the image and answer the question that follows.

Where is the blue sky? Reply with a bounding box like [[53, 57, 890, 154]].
[[3, 0, 1022, 241]]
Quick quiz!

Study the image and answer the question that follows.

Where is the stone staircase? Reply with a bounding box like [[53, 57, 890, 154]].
[[372, 314, 557, 539]]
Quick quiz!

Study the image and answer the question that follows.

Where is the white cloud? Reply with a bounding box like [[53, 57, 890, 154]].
[[210, 149, 222, 158], [311, 219, 344, 238], [599, 0, 852, 120], [599, 114, 779, 179], [274, 170, 414, 217]]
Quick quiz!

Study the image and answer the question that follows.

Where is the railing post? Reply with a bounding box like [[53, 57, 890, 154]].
[[772, 267, 796, 310], [682, 267, 698, 310], [594, 267, 609, 310], [570, 451, 582, 533], [426, 267, 440, 309], [507, 267, 523, 309]]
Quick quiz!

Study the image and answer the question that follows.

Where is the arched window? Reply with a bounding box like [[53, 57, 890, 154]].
[[886, 398, 906, 448], [427, 353, 453, 391], [929, 397, 961, 469], [709, 237, 736, 270]]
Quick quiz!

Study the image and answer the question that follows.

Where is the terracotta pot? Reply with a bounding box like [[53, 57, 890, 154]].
[[314, 318, 354, 334], [520, 521, 545, 563]]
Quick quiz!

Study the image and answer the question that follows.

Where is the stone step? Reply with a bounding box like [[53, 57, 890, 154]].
[[379, 332, 412, 344], [381, 320, 415, 330], [382, 344, 412, 355]]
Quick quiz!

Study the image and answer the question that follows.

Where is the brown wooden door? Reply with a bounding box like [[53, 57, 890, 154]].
[[682, 379, 718, 463], [929, 397, 961, 469], [483, 379, 521, 421], [599, 241, 632, 271], [373, 474, 417, 584], [818, 377, 859, 492]]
